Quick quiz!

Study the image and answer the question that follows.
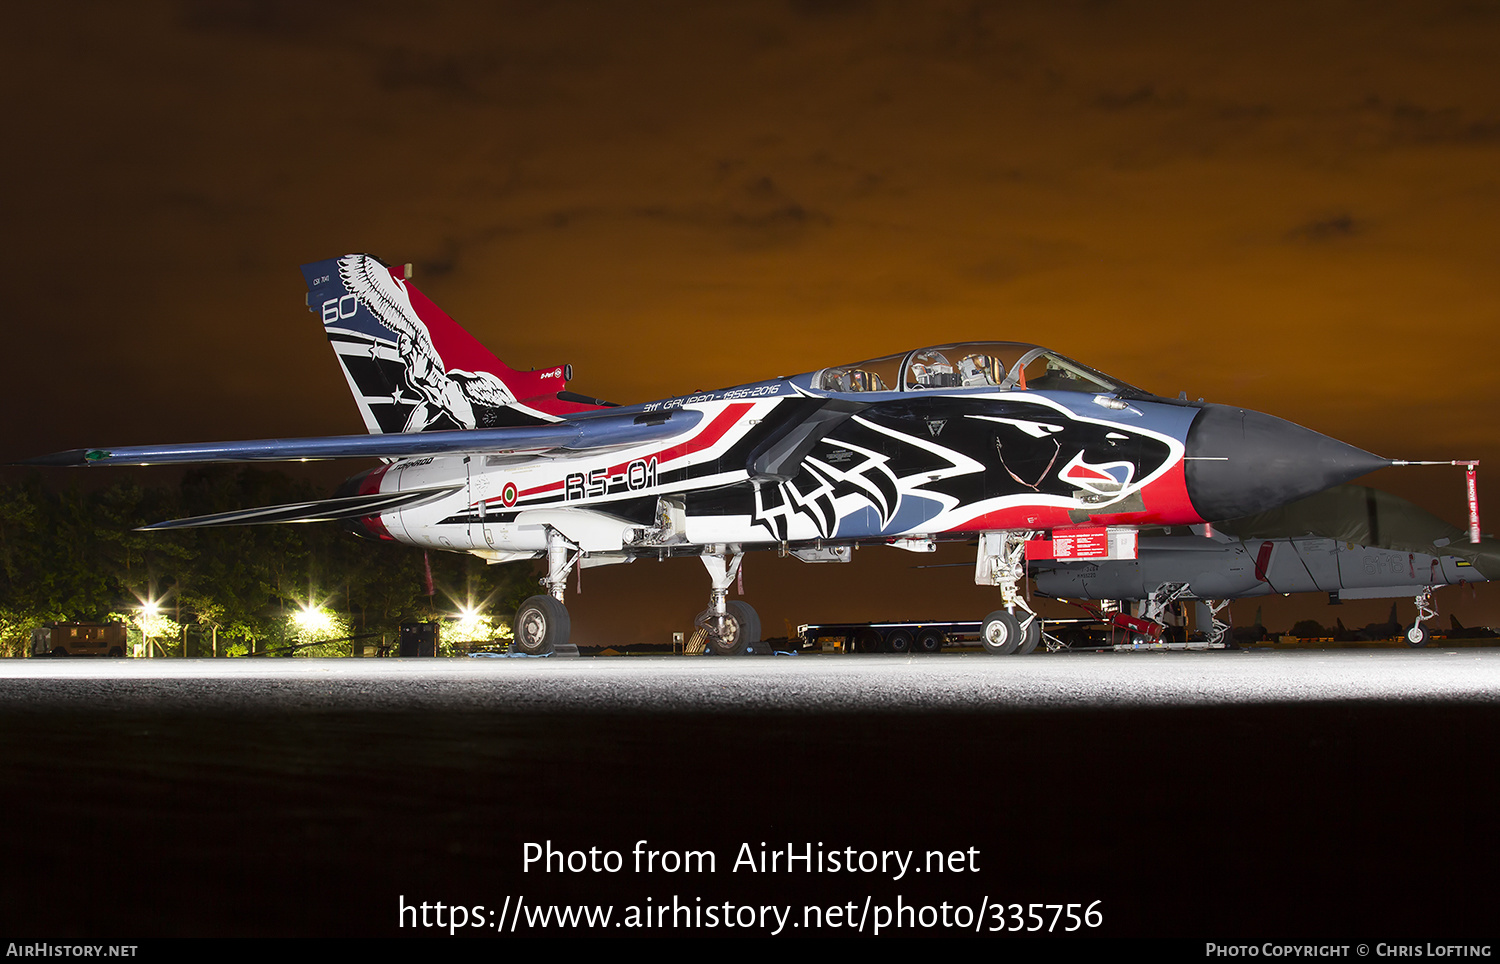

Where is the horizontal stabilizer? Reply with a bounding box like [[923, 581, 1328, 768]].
[[137, 487, 461, 530], [21, 409, 702, 467]]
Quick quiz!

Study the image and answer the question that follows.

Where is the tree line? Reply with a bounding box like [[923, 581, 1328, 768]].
[[0, 467, 536, 656]]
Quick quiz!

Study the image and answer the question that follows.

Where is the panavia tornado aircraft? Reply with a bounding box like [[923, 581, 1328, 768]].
[[26, 253, 1394, 656], [1031, 484, 1500, 647]]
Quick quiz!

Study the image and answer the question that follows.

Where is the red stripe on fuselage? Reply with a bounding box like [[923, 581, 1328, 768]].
[[470, 478, 560, 512], [517, 480, 564, 498], [949, 457, 1203, 534], [1079, 459, 1203, 527], [951, 504, 1081, 532], [650, 403, 755, 466], [590, 402, 754, 479], [479, 403, 755, 508], [358, 464, 396, 541], [1066, 464, 1116, 482]]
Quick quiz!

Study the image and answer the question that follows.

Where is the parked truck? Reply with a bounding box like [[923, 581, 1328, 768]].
[[31, 622, 128, 657], [797, 612, 1205, 654], [797, 619, 984, 654]]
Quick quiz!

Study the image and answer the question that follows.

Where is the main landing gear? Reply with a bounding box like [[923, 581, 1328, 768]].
[[514, 595, 570, 656], [696, 545, 764, 656], [976, 531, 1043, 656], [512, 532, 765, 657], [513, 527, 579, 656]]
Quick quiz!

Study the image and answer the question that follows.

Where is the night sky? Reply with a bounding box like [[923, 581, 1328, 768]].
[[6, 1, 1500, 641]]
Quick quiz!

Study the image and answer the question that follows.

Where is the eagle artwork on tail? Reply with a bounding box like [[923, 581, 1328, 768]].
[[336, 254, 518, 432]]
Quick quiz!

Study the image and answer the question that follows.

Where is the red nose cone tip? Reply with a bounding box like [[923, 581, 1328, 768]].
[[1184, 404, 1389, 522]]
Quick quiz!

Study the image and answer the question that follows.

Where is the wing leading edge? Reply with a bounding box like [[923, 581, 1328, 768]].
[[20, 409, 703, 467]]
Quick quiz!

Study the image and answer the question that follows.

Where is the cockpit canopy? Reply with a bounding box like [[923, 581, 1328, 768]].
[[813, 342, 1143, 397]]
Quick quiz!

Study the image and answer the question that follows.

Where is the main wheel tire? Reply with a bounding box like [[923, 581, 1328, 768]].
[[706, 600, 760, 656], [914, 629, 944, 654], [513, 595, 569, 655], [855, 628, 883, 653], [1016, 617, 1042, 655], [981, 610, 1023, 655], [1406, 624, 1430, 648], [885, 629, 913, 654]]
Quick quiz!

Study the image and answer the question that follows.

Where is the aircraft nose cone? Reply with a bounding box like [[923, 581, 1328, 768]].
[[1184, 404, 1389, 522]]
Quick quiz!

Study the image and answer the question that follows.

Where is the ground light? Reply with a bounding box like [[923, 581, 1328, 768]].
[[293, 604, 336, 636], [450, 606, 496, 647], [135, 599, 171, 658]]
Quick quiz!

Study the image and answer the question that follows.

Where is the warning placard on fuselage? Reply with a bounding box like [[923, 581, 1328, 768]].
[[1024, 527, 1138, 561]]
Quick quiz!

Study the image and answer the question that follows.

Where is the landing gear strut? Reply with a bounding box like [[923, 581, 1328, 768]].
[[1201, 599, 1232, 647], [513, 527, 579, 655], [1017, 616, 1043, 655], [976, 531, 1042, 655], [696, 546, 763, 656], [1141, 583, 1191, 630], [1407, 587, 1437, 648]]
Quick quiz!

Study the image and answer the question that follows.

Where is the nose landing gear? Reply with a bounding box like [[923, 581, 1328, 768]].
[[1406, 587, 1438, 648], [976, 531, 1044, 655]]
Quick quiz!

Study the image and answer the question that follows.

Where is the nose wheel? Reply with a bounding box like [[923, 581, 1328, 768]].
[[981, 610, 1022, 654], [981, 609, 1043, 655], [1407, 587, 1438, 648], [976, 531, 1044, 655]]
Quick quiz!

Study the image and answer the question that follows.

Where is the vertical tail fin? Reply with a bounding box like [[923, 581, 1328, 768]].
[[302, 253, 610, 434]]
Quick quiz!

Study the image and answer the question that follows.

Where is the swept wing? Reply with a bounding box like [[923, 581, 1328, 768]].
[[20, 408, 702, 467]]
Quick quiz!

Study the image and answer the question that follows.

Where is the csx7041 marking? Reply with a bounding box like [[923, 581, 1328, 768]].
[[565, 458, 658, 501]]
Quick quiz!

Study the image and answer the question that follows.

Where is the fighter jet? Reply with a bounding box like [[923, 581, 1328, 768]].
[[25, 254, 1392, 655], [1031, 485, 1500, 646]]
